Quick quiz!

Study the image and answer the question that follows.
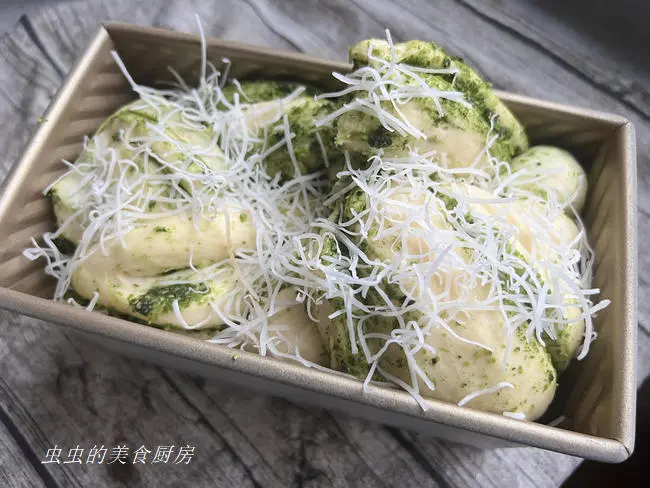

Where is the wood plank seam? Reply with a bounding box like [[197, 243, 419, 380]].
[[0, 405, 59, 488]]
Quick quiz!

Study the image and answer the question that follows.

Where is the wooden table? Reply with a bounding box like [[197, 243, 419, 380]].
[[0, 1, 648, 486]]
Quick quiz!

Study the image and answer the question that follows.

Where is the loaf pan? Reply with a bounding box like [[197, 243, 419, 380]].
[[0, 22, 637, 462]]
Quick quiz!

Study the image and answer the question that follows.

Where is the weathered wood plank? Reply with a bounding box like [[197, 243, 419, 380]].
[[0, 310, 267, 487], [458, 0, 650, 119], [0, 21, 60, 176], [404, 433, 582, 488], [329, 416, 443, 488], [0, 419, 46, 488], [190, 374, 442, 487], [29, 0, 300, 65]]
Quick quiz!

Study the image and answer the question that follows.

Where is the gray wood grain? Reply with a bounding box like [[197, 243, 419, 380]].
[[0, 421, 45, 488], [0, 20, 58, 176], [0, 0, 648, 487], [459, 0, 650, 119]]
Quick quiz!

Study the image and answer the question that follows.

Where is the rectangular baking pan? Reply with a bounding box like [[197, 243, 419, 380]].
[[0, 22, 637, 462]]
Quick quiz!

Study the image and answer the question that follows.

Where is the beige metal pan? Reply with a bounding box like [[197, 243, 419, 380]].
[[0, 22, 637, 462]]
